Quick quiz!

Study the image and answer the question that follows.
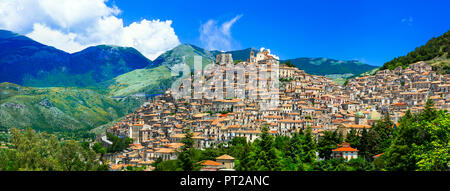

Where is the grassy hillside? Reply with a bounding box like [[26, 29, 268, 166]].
[[99, 65, 174, 97], [381, 30, 450, 74], [150, 44, 215, 70], [101, 43, 221, 97], [0, 83, 143, 134]]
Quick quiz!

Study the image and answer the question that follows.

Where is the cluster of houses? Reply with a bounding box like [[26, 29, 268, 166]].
[[102, 49, 449, 170]]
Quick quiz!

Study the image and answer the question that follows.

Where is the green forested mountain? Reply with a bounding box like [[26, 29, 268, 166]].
[[0, 30, 151, 135], [281, 57, 378, 77], [155, 100, 448, 171], [102, 44, 216, 97], [381, 30, 450, 73], [0, 82, 143, 134], [0, 30, 150, 87], [150, 44, 215, 69], [211, 48, 259, 62]]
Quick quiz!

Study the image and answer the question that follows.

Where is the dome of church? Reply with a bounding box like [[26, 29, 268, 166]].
[[356, 111, 364, 118]]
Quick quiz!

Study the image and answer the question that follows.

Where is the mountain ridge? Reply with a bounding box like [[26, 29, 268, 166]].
[[281, 57, 378, 77], [381, 30, 450, 74], [0, 82, 144, 134], [0, 30, 151, 87]]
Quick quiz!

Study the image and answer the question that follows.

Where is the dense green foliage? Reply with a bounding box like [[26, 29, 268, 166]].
[[178, 129, 197, 171], [381, 30, 450, 73], [154, 100, 448, 171], [0, 128, 106, 171], [98, 66, 174, 97], [317, 130, 343, 160], [106, 133, 133, 153], [279, 78, 294, 82], [383, 100, 449, 171], [343, 113, 395, 161], [155, 127, 375, 171]]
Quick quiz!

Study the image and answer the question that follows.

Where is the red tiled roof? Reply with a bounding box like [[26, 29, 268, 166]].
[[373, 153, 384, 158], [333, 147, 358, 152], [216, 154, 235, 160], [201, 160, 223, 166]]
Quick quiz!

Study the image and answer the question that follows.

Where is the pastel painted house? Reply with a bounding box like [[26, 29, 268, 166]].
[[216, 154, 235, 170]]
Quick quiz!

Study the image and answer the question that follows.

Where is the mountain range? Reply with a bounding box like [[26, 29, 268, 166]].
[[281, 58, 378, 78], [0, 29, 379, 136], [0, 30, 151, 87], [0, 82, 143, 134]]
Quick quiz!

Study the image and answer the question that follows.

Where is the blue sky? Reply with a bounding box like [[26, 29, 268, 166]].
[[110, 0, 450, 66], [0, 0, 448, 66]]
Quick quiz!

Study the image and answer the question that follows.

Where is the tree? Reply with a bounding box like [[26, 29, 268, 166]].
[[384, 102, 449, 171], [346, 128, 361, 149], [178, 129, 196, 171], [365, 129, 381, 161], [343, 79, 349, 86], [152, 157, 163, 171], [347, 158, 375, 171], [284, 61, 295, 67], [371, 112, 394, 153], [106, 133, 133, 153], [281, 132, 303, 171], [57, 140, 98, 171], [422, 99, 437, 121], [1, 128, 101, 171], [358, 128, 370, 160], [92, 142, 106, 155], [235, 141, 253, 171], [250, 127, 281, 171], [412, 110, 449, 171], [317, 130, 343, 160], [155, 159, 181, 171], [301, 128, 317, 163]]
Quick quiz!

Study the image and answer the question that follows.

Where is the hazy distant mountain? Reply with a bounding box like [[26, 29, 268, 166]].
[[0, 30, 70, 85], [281, 57, 378, 77], [211, 48, 259, 62], [0, 30, 150, 87]]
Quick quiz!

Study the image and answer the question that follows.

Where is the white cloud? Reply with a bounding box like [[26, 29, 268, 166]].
[[0, 0, 180, 60], [401, 16, 414, 26], [200, 15, 242, 51], [27, 23, 85, 53]]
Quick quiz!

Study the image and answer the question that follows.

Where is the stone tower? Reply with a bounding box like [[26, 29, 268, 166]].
[[216, 53, 233, 65]]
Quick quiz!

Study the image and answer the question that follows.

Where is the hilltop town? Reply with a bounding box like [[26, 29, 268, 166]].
[[103, 49, 450, 171]]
